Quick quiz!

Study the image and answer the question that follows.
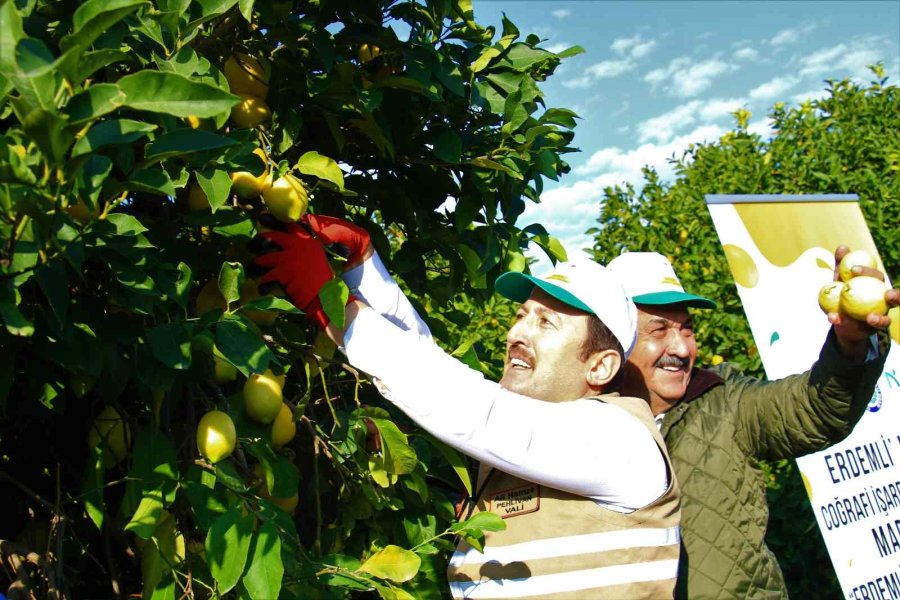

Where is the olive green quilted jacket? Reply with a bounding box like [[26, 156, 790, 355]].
[[662, 331, 889, 599]]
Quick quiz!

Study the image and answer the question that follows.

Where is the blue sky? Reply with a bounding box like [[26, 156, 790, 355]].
[[470, 1, 900, 268]]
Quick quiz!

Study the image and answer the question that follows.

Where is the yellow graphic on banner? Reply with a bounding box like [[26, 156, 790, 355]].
[[734, 201, 881, 268], [723, 244, 759, 288]]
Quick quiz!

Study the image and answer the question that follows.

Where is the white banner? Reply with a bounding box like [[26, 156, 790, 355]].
[[705, 194, 900, 599]]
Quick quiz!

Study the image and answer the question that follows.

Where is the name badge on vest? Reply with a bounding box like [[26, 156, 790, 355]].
[[488, 483, 540, 518]]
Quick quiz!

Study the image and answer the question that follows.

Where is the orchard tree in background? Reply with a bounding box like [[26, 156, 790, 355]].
[[0, 0, 583, 597], [589, 69, 899, 598]]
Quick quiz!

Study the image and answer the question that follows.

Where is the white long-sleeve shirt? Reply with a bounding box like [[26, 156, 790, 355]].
[[341, 255, 668, 512]]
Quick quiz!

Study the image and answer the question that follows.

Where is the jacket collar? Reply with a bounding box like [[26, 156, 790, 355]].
[[659, 368, 724, 435]]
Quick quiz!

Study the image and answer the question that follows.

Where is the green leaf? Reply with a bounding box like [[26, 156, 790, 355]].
[[471, 47, 501, 73], [105, 213, 150, 236], [295, 151, 345, 191], [468, 156, 524, 179], [238, 297, 300, 313], [189, 0, 240, 28], [238, 0, 255, 22], [540, 108, 578, 129], [197, 169, 233, 213], [457, 511, 507, 533], [82, 446, 106, 531], [21, 109, 72, 166], [218, 261, 245, 305], [554, 45, 585, 59], [147, 323, 193, 370], [62, 0, 148, 52], [360, 545, 421, 583], [145, 129, 239, 160], [533, 234, 567, 263], [10, 39, 60, 111], [242, 521, 284, 600], [426, 435, 472, 496], [454, 244, 486, 289], [63, 84, 126, 124], [35, 260, 69, 327], [119, 71, 239, 118], [318, 277, 349, 329], [72, 119, 157, 157], [215, 317, 272, 376], [206, 506, 254, 594], [432, 128, 462, 164], [368, 418, 418, 475], [66, 50, 131, 86], [128, 168, 177, 197], [125, 484, 165, 539], [0, 285, 34, 337]]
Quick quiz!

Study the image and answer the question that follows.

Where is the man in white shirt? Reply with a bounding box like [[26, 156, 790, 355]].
[[255, 217, 682, 599]]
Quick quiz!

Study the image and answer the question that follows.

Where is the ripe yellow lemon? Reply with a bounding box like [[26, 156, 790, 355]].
[[838, 249, 878, 282], [271, 403, 296, 449], [186, 115, 203, 129], [358, 43, 382, 63], [839, 275, 888, 321], [818, 281, 846, 314], [67, 199, 100, 224], [243, 372, 283, 423], [196, 410, 237, 463], [224, 53, 270, 98], [230, 148, 270, 199], [88, 405, 130, 467], [187, 183, 210, 212], [265, 368, 286, 389], [213, 347, 238, 384], [196, 280, 227, 316], [262, 173, 308, 222], [231, 95, 270, 128]]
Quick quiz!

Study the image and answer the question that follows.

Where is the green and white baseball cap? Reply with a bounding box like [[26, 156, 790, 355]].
[[607, 251, 717, 309], [495, 260, 637, 357]]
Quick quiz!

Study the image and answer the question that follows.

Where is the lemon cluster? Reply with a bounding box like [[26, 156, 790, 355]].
[[818, 249, 889, 321], [243, 369, 296, 448]]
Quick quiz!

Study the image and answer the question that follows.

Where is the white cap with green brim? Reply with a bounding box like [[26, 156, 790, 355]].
[[607, 251, 717, 309], [495, 260, 637, 358]]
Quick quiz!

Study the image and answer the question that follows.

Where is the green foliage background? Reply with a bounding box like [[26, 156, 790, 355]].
[[588, 71, 900, 597]]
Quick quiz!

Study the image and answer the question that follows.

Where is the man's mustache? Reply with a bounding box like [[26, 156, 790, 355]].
[[655, 355, 689, 370]]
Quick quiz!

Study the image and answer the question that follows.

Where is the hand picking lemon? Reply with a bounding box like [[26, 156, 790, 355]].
[[271, 403, 296, 449], [818, 281, 846, 315], [230, 148, 270, 199], [231, 95, 271, 128], [88, 405, 130, 468], [196, 410, 237, 463], [838, 249, 878, 282], [839, 275, 888, 321], [243, 372, 283, 423], [262, 173, 308, 222]]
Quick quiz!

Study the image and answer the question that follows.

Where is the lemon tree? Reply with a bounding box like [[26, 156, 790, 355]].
[[0, 0, 579, 597], [589, 71, 899, 598]]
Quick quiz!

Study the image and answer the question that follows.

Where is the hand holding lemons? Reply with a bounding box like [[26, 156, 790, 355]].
[[838, 249, 878, 282], [196, 410, 237, 463], [840, 276, 889, 321]]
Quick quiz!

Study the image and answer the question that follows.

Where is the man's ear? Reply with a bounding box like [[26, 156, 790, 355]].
[[586, 349, 622, 388]]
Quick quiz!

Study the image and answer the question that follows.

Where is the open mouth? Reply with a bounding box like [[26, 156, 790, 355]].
[[509, 358, 531, 370]]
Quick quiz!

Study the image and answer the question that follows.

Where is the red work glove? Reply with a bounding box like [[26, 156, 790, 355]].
[[304, 214, 371, 269], [253, 224, 335, 329]]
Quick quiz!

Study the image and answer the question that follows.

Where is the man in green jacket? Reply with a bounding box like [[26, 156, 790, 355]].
[[607, 249, 898, 598]]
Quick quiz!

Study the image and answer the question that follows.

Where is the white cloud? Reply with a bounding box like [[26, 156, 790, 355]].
[[643, 56, 735, 97], [699, 97, 747, 122], [543, 42, 573, 55], [734, 47, 759, 61], [635, 100, 702, 144], [797, 38, 885, 81], [628, 97, 746, 145], [552, 8, 571, 19], [748, 117, 775, 139], [611, 35, 657, 59], [523, 124, 729, 266], [791, 88, 830, 104], [748, 75, 800, 101], [770, 28, 800, 46], [586, 59, 634, 79], [562, 75, 594, 89]]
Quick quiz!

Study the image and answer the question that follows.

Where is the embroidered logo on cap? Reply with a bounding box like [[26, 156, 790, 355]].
[[545, 274, 569, 284]]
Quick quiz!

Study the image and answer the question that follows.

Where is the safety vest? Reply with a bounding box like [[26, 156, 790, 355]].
[[447, 395, 681, 599]]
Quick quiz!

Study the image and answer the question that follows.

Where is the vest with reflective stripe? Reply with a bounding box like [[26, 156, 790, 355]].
[[447, 394, 681, 599]]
